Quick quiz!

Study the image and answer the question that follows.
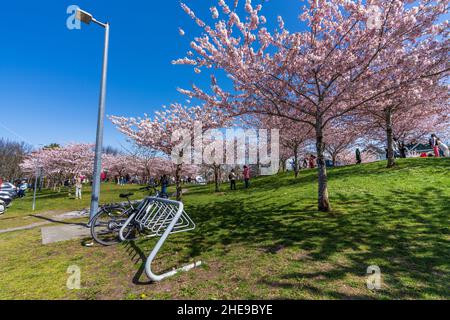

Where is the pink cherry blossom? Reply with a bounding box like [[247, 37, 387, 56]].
[[175, 0, 449, 212]]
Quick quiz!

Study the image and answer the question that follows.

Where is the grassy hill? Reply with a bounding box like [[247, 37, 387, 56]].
[[0, 158, 449, 299]]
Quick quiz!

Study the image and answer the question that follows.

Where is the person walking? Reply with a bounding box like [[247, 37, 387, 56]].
[[437, 138, 450, 157], [302, 158, 308, 169], [355, 148, 362, 164], [18, 181, 28, 198], [100, 171, 107, 182], [242, 166, 250, 189], [308, 155, 316, 168], [75, 176, 83, 200], [399, 141, 407, 158], [160, 174, 169, 196], [229, 169, 236, 190], [243, 165, 250, 189], [429, 134, 440, 157]]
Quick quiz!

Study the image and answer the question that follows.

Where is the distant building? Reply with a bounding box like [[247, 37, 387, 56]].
[[406, 143, 433, 156], [286, 156, 341, 168]]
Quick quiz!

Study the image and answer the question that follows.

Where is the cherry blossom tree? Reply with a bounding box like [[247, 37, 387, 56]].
[[324, 118, 364, 166], [53, 144, 94, 178], [132, 148, 166, 183], [21, 144, 94, 191], [110, 103, 228, 200], [357, 79, 449, 167], [175, 0, 449, 211], [280, 122, 314, 178], [255, 115, 314, 177], [199, 135, 226, 192], [102, 153, 139, 183]]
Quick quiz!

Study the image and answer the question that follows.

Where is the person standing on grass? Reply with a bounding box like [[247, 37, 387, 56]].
[[355, 148, 362, 164], [75, 176, 83, 200], [308, 155, 316, 168], [401, 141, 408, 158], [229, 169, 236, 190], [18, 181, 28, 198], [437, 138, 449, 157], [243, 165, 250, 189], [429, 134, 440, 157], [160, 174, 169, 196]]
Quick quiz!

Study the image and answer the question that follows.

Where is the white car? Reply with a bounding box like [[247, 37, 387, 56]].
[[0, 183, 17, 198], [0, 199, 5, 215], [195, 176, 206, 185]]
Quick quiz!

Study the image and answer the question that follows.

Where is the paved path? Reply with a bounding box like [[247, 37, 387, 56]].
[[41, 224, 91, 245], [0, 210, 89, 235], [0, 222, 51, 234]]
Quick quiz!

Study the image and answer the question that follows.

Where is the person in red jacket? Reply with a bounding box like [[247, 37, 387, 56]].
[[243, 165, 250, 189], [429, 134, 440, 157]]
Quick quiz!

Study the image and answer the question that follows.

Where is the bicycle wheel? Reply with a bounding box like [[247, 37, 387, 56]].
[[90, 206, 130, 246]]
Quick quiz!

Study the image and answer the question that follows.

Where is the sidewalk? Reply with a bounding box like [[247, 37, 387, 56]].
[[0, 210, 89, 235]]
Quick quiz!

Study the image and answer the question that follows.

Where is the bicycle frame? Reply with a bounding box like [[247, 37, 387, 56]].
[[119, 197, 200, 281]]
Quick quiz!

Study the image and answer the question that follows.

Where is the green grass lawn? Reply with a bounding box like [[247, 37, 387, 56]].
[[0, 158, 449, 299], [0, 183, 151, 230]]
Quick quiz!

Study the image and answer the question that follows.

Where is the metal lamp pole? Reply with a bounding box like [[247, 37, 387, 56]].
[[32, 167, 41, 211], [74, 9, 110, 222], [32, 144, 44, 211]]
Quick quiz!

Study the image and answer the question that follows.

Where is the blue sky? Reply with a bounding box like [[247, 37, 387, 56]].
[[0, 1, 302, 149]]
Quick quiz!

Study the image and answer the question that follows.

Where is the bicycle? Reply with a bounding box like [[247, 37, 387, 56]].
[[90, 184, 168, 246]]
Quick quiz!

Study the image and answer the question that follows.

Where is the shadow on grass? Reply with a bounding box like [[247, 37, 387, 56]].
[[255, 187, 449, 299], [119, 158, 449, 298], [123, 238, 197, 286], [30, 214, 87, 227], [123, 241, 152, 286], [167, 185, 449, 298]]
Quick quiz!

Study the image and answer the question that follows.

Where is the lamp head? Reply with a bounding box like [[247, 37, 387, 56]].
[[75, 9, 93, 25]]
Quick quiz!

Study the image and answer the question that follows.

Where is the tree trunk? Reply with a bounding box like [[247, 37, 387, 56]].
[[279, 159, 286, 173], [385, 107, 395, 168], [214, 164, 220, 192], [315, 120, 331, 212], [331, 150, 340, 167], [294, 148, 299, 178], [175, 163, 182, 201], [175, 150, 185, 201]]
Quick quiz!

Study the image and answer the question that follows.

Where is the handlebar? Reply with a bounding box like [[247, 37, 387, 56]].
[[139, 184, 159, 191]]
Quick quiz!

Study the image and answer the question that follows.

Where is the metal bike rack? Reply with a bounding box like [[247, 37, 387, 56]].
[[119, 197, 201, 282]]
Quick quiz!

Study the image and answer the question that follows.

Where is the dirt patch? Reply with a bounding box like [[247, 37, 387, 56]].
[[292, 250, 313, 261]]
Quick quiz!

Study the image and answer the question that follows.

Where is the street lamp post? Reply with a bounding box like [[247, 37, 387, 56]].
[[74, 9, 110, 222], [32, 167, 42, 211]]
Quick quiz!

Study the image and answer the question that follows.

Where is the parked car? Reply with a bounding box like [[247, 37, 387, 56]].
[[0, 192, 12, 207], [0, 199, 5, 215], [0, 183, 17, 198], [195, 176, 207, 185]]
